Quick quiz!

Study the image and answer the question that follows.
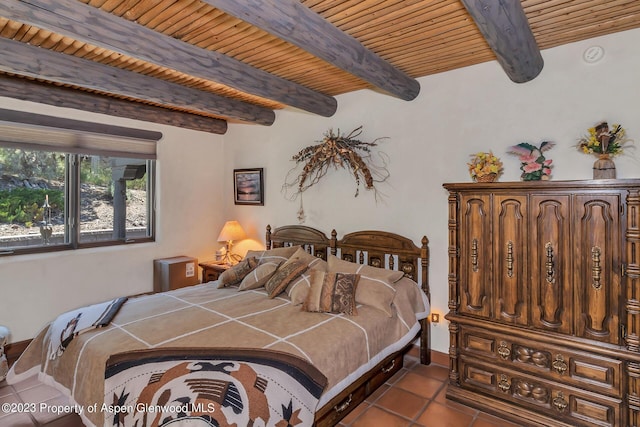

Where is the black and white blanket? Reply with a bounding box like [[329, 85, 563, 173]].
[[46, 297, 128, 360]]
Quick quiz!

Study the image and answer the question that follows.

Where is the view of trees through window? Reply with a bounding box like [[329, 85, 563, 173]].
[[0, 147, 153, 254]]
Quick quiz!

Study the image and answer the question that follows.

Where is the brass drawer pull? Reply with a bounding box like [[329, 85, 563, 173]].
[[552, 391, 568, 411], [545, 242, 555, 284], [506, 241, 514, 277], [381, 359, 396, 374], [498, 374, 511, 392], [334, 393, 353, 413], [497, 341, 511, 360], [592, 246, 602, 290], [552, 355, 568, 375], [471, 238, 479, 272]]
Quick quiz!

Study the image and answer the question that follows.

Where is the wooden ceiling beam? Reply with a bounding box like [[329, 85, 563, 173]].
[[0, 75, 228, 135], [0, 0, 337, 117], [0, 37, 275, 126], [205, 0, 421, 101], [459, 0, 544, 83]]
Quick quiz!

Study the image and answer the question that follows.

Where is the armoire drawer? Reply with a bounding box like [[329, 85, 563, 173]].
[[458, 325, 623, 398], [458, 358, 623, 427]]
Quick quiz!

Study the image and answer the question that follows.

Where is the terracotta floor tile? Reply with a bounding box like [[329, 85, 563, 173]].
[[0, 383, 12, 398], [17, 384, 61, 406], [365, 384, 388, 404], [410, 363, 449, 381], [475, 411, 524, 427], [30, 394, 75, 425], [472, 417, 515, 427], [387, 367, 408, 385], [351, 406, 412, 427], [0, 411, 36, 427], [440, 395, 480, 417], [0, 392, 21, 417], [339, 400, 370, 425], [10, 376, 42, 392], [375, 387, 428, 420], [394, 372, 444, 400], [434, 384, 449, 405], [415, 401, 475, 427], [40, 413, 84, 427]]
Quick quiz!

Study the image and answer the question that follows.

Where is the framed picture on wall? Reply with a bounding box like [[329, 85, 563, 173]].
[[234, 168, 264, 205]]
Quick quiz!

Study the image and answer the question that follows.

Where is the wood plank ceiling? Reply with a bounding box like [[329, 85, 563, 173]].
[[0, 0, 639, 134]]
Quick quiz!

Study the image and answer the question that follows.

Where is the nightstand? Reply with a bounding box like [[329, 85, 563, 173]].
[[199, 261, 231, 283]]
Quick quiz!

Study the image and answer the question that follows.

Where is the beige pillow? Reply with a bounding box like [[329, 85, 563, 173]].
[[217, 257, 258, 288], [287, 258, 328, 305], [328, 254, 404, 283], [287, 246, 323, 266], [264, 260, 308, 298], [327, 254, 400, 316], [303, 270, 360, 315], [238, 260, 283, 291], [246, 246, 300, 265]]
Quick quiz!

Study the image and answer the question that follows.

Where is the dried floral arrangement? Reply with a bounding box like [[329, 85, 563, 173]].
[[578, 121, 632, 157], [283, 126, 390, 222], [507, 141, 555, 181]]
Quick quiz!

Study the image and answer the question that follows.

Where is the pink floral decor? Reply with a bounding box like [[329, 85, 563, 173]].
[[507, 141, 555, 181]]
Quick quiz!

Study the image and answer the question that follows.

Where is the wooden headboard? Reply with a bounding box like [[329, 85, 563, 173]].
[[265, 224, 431, 364], [266, 224, 429, 297]]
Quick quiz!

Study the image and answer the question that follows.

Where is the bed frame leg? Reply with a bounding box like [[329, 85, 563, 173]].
[[419, 318, 431, 365]]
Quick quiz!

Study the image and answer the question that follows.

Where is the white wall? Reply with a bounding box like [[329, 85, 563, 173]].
[[223, 28, 640, 354], [0, 99, 226, 342]]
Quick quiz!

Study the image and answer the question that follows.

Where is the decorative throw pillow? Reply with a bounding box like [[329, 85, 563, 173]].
[[217, 257, 258, 288], [287, 258, 328, 305], [302, 270, 360, 315], [287, 246, 323, 266], [264, 260, 308, 298], [246, 246, 300, 265], [238, 260, 283, 291], [327, 254, 400, 317]]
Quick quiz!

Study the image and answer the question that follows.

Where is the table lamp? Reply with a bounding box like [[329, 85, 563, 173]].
[[217, 220, 246, 265]]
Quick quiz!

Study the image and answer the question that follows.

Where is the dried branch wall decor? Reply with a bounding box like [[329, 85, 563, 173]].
[[283, 126, 390, 223]]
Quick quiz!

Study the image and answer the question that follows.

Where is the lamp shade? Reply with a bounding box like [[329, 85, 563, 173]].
[[217, 220, 246, 243]]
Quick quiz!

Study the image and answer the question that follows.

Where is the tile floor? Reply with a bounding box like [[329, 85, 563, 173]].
[[0, 353, 522, 427]]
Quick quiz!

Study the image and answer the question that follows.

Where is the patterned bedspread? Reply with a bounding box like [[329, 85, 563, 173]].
[[8, 278, 428, 427], [105, 348, 326, 426]]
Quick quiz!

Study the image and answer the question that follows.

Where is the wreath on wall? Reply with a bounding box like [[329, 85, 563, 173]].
[[282, 126, 390, 223]]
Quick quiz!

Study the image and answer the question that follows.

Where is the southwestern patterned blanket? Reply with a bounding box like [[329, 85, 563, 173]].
[[8, 278, 428, 427]]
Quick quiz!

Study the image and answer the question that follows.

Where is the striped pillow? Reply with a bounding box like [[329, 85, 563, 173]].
[[302, 271, 360, 315], [217, 257, 258, 288], [239, 260, 283, 291]]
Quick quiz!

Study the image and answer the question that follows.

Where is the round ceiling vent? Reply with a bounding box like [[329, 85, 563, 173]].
[[583, 46, 605, 63]]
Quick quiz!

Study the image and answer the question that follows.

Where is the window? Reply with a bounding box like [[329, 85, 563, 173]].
[[0, 109, 161, 256]]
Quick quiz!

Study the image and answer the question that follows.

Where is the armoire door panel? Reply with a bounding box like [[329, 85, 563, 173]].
[[460, 195, 492, 318], [530, 195, 572, 334], [573, 195, 621, 345], [494, 195, 528, 325]]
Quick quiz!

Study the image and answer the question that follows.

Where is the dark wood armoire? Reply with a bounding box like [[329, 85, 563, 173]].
[[444, 179, 640, 427]]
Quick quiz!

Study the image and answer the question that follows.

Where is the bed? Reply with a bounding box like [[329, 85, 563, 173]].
[[7, 225, 430, 427]]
